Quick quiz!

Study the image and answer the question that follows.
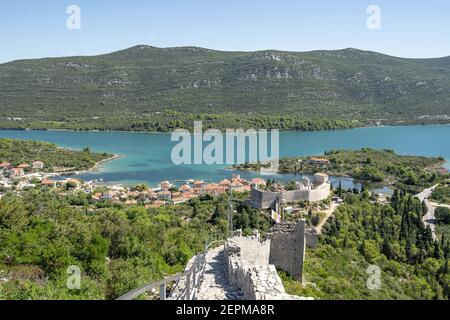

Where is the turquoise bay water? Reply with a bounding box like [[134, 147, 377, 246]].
[[0, 125, 449, 187]]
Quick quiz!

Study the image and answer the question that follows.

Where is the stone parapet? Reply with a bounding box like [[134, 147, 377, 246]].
[[224, 235, 312, 300]]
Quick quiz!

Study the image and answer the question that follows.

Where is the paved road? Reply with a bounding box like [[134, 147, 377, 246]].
[[416, 185, 438, 241], [195, 246, 243, 300]]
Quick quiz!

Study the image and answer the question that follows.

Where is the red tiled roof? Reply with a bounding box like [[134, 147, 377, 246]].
[[310, 157, 330, 163], [0, 162, 11, 168]]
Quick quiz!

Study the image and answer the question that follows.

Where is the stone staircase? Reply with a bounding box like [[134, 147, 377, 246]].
[[118, 229, 313, 301], [195, 234, 312, 300]]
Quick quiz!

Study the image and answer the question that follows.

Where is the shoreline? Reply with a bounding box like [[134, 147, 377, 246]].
[[92, 154, 121, 171], [50, 154, 122, 177], [231, 158, 448, 190], [1, 121, 450, 135]]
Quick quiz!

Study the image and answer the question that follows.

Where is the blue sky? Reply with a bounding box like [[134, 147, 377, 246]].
[[0, 0, 449, 63]]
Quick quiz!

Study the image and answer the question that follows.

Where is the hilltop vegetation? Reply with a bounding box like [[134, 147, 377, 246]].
[[0, 148, 449, 300], [431, 182, 450, 205], [0, 190, 267, 299], [283, 189, 450, 300], [235, 148, 446, 193], [0, 111, 359, 132], [1, 45, 450, 132], [0, 139, 112, 171]]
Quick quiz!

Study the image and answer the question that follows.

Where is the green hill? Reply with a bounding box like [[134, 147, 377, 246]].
[[0, 139, 112, 171], [1, 45, 449, 131]]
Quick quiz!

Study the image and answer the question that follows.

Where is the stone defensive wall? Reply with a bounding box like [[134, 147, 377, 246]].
[[282, 183, 330, 203], [224, 233, 312, 300], [267, 220, 307, 281], [249, 173, 331, 210], [249, 188, 279, 210]]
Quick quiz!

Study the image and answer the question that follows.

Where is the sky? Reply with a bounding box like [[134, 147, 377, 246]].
[[0, 0, 449, 63]]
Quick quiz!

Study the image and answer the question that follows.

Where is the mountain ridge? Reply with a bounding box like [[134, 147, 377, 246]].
[[3, 45, 450, 65], [1, 45, 449, 130]]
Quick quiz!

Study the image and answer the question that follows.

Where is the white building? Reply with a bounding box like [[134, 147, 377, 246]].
[[32, 161, 45, 170], [9, 168, 24, 179]]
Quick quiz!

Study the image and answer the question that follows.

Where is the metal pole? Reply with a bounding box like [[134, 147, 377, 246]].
[[228, 185, 233, 237], [186, 273, 191, 300], [192, 258, 197, 288], [159, 283, 166, 300]]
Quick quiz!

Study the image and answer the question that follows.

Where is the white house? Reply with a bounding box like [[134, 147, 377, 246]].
[[9, 168, 24, 179], [32, 161, 45, 170]]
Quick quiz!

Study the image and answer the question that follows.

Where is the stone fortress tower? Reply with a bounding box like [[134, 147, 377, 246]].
[[249, 173, 331, 210]]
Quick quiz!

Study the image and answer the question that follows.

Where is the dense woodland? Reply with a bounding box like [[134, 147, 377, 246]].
[[431, 183, 450, 205], [283, 189, 450, 300], [0, 111, 359, 132], [1, 185, 449, 300], [0, 190, 267, 299]]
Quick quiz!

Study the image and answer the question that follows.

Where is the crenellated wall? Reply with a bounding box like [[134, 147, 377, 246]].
[[249, 174, 331, 210]]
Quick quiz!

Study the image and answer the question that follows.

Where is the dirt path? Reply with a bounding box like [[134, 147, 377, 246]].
[[430, 201, 450, 209], [315, 202, 340, 234]]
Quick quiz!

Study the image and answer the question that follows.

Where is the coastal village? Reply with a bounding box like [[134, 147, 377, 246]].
[[0, 157, 338, 214], [1, 149, 449, 301], [0, 159, 267, 208], [7, 150, 447, 242]]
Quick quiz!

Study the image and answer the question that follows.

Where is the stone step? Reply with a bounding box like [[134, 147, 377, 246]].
[[195, 247, 243, 301]]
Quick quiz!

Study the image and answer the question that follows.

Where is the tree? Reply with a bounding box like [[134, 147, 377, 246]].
[[192, 204, 199, 218], [311, 214, 320, 227], [360, 240, 380, 263], [65, 181, 78, 190], [434, 241, 442, 260], [132, 184, 148, 192], [382, 238, 394, 259], [234, 210, 250, 232], [286, 181, 297, 191], [337, 181, 342, 197], [405, 241, 413, 264], [436, 207, 450, 224], [210, 204, 226, 224], [422, 201, 428, 215]]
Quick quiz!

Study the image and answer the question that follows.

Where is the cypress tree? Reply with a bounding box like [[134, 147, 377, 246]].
[[406, 241, 413, 264], [192, 204, 199, 218], [434, 241, 442, 260], [382, 238, 393, 259]]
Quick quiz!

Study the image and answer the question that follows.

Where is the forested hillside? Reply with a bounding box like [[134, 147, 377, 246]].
[[1, 45, 450, 131], [0, 139, 112, 171], [0, 190, 267, 299], [283, 189, 450, 300]]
